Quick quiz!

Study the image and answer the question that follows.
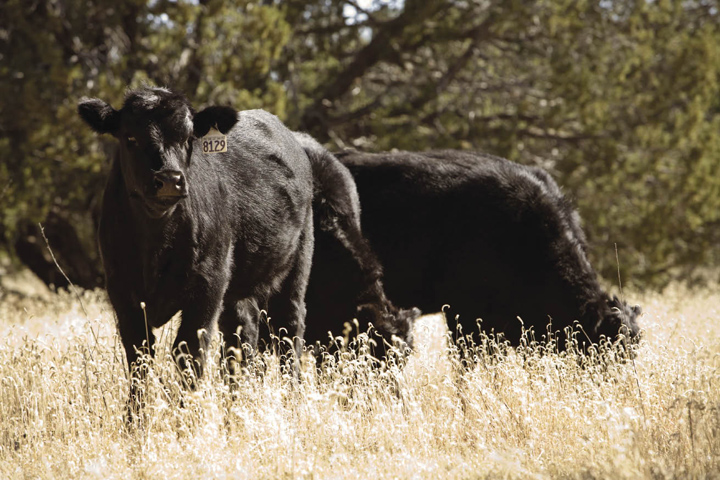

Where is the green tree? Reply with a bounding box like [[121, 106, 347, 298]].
[[285, 0, 720, 287], [3, 0, 720, 289]]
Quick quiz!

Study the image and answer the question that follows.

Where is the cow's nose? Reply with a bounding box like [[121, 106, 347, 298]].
[[154, 171, 185, 197]]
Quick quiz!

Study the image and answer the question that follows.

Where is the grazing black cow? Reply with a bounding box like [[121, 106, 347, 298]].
[[305, 149, 641, 347], [78, 87, 415, 410], [282, 134, 420, 354]]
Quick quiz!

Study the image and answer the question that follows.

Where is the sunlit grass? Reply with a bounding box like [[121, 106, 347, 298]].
[[0, 285, 719, 479]]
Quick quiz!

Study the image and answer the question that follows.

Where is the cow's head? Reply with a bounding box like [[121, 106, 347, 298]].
[[593, 294, 642, 344], [78, 87, 238, 218]]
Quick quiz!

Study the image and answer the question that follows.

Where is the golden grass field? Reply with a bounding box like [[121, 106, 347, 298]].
[[1, 281, 719, 479]]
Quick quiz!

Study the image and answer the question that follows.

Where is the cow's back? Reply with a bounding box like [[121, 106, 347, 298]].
[[333, 150, 598, 341]]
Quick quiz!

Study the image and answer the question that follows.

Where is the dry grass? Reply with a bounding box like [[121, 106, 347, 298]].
[[1, 285, 719, 479]]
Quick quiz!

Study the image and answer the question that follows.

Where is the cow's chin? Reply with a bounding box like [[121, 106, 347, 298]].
[[139, 195, 185, 219]]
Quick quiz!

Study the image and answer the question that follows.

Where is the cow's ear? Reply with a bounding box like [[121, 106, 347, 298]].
[[78, 98, 120, 135], [193, 106, 238, 137]]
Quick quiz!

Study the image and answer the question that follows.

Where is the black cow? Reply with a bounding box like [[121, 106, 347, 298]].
[[78, 87, 414, 411], [281, 135, 420, 354], [79, 87, 313, 401], [305, 149, 641, 347]]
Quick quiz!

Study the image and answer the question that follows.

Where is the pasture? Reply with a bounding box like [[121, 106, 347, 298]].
[[0, 283, 719, 479]]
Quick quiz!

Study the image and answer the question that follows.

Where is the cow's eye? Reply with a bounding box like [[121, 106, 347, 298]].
[[127, 136, 137, 146]]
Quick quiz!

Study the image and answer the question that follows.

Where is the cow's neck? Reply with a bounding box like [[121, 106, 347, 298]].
[[142, 209, 189, 289], [119, 189, 192, 296]]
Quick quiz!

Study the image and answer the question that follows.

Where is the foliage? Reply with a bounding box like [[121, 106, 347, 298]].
[[2, 0, 720, 288]]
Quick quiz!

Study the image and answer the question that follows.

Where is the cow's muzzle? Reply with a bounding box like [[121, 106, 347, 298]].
[[153, 170, 186, 197]]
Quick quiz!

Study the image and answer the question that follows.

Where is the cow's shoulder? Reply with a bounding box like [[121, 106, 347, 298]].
[[233, 109, 292, 142], [225, 110, 306, 164]]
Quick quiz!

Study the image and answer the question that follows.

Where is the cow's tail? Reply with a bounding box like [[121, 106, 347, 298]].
[[293, 132, 420, 346]]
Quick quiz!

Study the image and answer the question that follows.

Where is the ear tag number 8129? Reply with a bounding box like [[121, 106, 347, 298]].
[[201, 128, 228, 154]]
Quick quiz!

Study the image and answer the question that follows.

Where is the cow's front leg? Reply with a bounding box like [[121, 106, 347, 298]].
[[218, 296, 264, 379], [173, 276, 229, 388], [114, 303, 154, 420]]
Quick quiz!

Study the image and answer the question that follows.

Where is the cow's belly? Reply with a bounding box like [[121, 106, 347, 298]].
[[226, 226, 307, 300]]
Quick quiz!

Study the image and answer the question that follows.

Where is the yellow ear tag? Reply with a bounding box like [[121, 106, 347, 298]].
[[201, 127, 228, 153]]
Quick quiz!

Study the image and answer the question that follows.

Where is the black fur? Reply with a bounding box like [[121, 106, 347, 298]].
[[305, 149, 641, 347]]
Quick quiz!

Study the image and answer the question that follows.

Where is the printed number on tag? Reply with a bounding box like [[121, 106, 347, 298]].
[[202, 128, 228, 153]]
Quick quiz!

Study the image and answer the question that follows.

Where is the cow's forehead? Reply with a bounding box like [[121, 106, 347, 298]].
[[121, 88, 193, 143]]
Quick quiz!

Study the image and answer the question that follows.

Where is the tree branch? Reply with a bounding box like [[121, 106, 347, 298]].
[[345, 0, 380, 25], [388, 11, 499, 118], [294, 20, 373, 36], [300, 0, 445, 136]]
